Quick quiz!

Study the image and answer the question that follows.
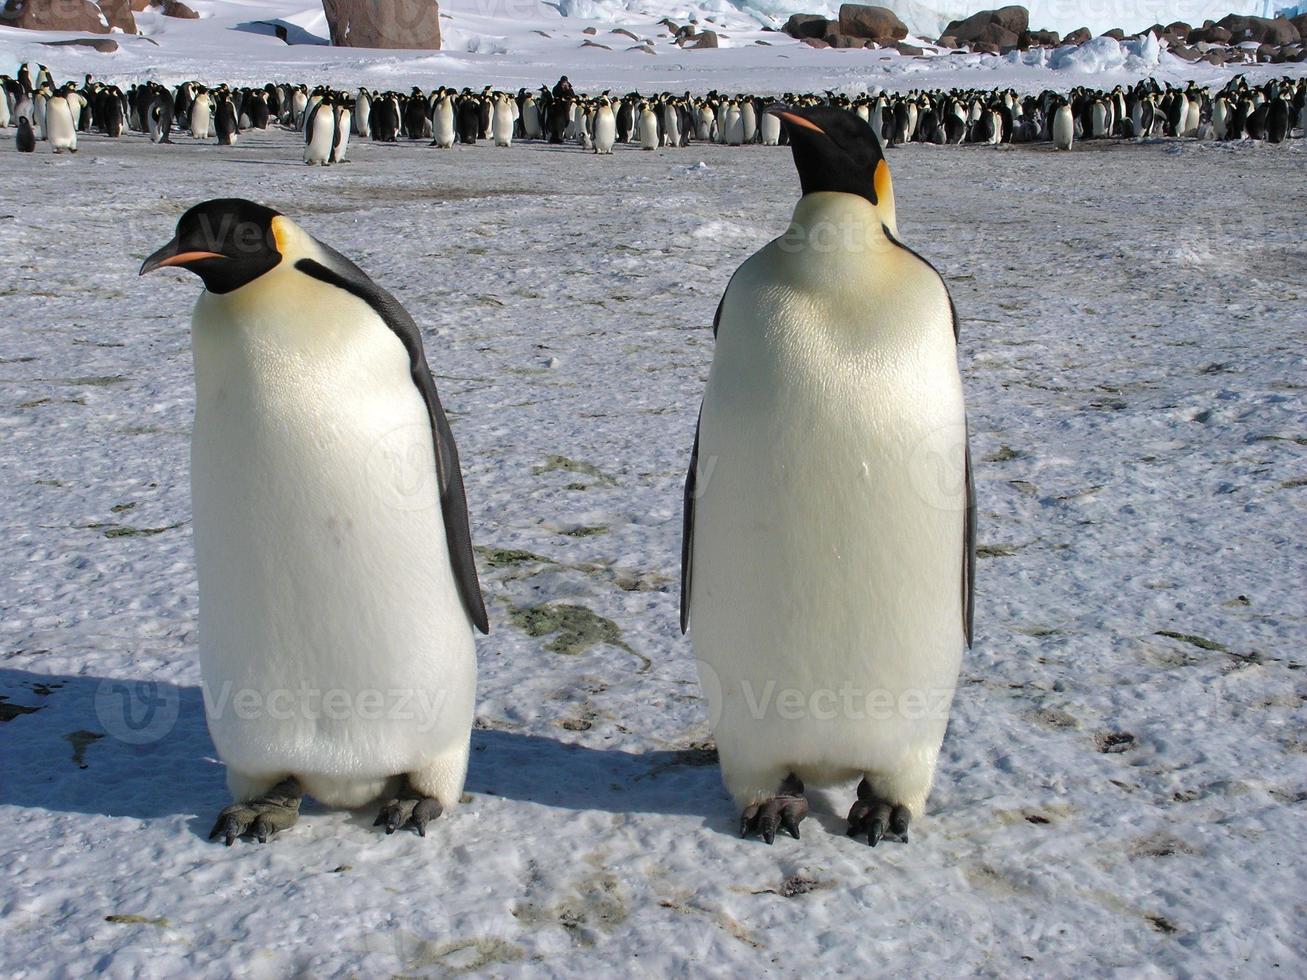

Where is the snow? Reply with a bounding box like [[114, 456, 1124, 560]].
[[2, 125, 1306, 976]]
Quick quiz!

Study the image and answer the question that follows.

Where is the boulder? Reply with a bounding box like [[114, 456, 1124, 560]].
[[1169, 43, 1201, 61], [1201, 47, 1226, 64], [783, 12, 828, 39], [972, 40, 1000, 53], [837, 4, 907, 41], [682, 29, 717, 48], [944, 5, 1027, 42], [1216, 14, 1299, 45], [1, 0, 135, 33], [935, 34, 958, 47], [894, 40, 923, 54], [1188, 25, 1231, 43], [1256, 41, 1279, 61], [824, 30, 869, 47], [800, 35, 829, 47], [1062, 26, 1090, 44], [1024, 28, 1059, 46], [582, 25, 595, 34], [320, 0, 441, 49], [1164, 20, 1190, 39], [1101, 28, 1124, 39], [160, 0, 196, 17]]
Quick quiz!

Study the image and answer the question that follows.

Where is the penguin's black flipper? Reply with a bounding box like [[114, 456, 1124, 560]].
[[963, 432, 975, 648], [680, 293, 726, 634], [294, 252, 490, 635]]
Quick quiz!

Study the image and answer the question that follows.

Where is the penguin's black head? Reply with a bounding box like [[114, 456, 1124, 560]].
[[769, 105, 892, 212], [140, 198, 283, 294]]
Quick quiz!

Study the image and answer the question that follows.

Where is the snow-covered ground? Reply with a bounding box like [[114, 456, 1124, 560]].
[[3, 0, 1306, 98], [1, 127, 1305, 976]]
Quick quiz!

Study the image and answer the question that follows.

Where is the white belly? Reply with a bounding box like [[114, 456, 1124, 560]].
[[46, 97, 76, 149], [691, 195, 966, 806], [594, 110, 615, 152], [190, 265, 475, 793], [305, 113, 334, 163]]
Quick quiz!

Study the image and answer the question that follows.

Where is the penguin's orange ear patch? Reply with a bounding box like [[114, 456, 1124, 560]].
[[270, 215, 289, 254], [776, 111, 825, 135], [873, 158, 893, 205]]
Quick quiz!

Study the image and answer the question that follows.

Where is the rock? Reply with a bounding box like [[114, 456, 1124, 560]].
[[972, 40, 1000, 53], [1062, 26, 1090, 44], [1, 0, 135, 33], [935, 34, 958, 47], [1216, 14, 1299, 45], [1201, 47, 1227, 64], [800, 36, 830, 47], [1169, 43, 1201, 61], [1164, 20, 1190, 39], [783, 13, 828, 39], [41, 36, 118, 50], [1101, 28, 1124, 39], [684, 29, 717, 48], [320, 0, 442, 50], [1256, 41, 1279, 61], [610, 27, 637, 40], [160, 0, 196, 18], [580, 39, 610, 49], [1188, 25, 1231, 43], [837, 4, 907, 41], [1294, 14, 1307, 36], [824, 30, 869, 47], [582, 25, 595, 34], [893, 40, 923, 54], [944, 5, 1027, 42], [1024, 28, 1059, 46]]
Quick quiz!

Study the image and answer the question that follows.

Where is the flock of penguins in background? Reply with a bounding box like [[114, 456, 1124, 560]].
[[5, 62, 1307, 160]]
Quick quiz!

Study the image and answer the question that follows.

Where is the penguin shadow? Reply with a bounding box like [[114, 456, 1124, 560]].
[[233, 20, 329, 46], [0, 667, 226, 839], [464, 728, 730, 821], [0, 667, 731, 837]]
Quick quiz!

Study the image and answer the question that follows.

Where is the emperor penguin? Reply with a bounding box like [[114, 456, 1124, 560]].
[[430, 92, 455, 148], [1052, 98, 1074, 150], [638, 101, 658, 150], [16, 116, 35, 152], [305, 96, 335, 165], [140, 199, 489, 844], [593, 96, 616, 154], [681, 107, 974, 846], [45, 89, 77, 153], [491, 92, 513, 147], [190, 89, 213, 140]]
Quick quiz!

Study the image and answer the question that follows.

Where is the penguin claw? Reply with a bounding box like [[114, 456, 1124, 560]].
[[846, 780, 911, 846], [373, 794, 443, 838], [739, 777, 809, 845], [207, 779, 302, 846]]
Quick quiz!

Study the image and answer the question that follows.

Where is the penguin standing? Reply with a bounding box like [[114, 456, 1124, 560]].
[[330, 101, 352, 162], [760, 108, 781, 146], [139, 199, 489, 844], [593, 96, 616, 154], [304, 97, 335, 165], [45, 89, 77, 153], [430, 92, 455, 148], [491, 92, 513, 147], [190, 89, 213, 140], [1052, 98, 1074, 150], [638, 101, 658, 150], [681, 107, 974, 846], [214, 95, 238, 146], [16, 116, 35, 152]]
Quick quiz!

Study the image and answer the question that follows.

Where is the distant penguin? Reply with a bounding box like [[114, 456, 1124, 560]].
[[741, 99, 758, 143], [149, 90, 175, 144], [330, 103, 351, 162], [430, 93, 455, 148], [682, 107, 973, 847], [457, 96, 482, 145], [661, 99, 680, 148], [593, 97, 616, 154], [304, 97, 335, 165], [139, 198, 488, 844], [354, 88, 371, 139], [1052, 100, 1074, 150], [638, 102, 658, 150], [214, 96, 238, 146], [760, 107, 781, 146], [492, 93, 513, 147], [45, 92, 77, 153], [1266, 97, 1289, 144], [696, 102, 715, 141], [191, 90, 213, 139], [723, 101, 743, 145], [16, 116, 35, 152]]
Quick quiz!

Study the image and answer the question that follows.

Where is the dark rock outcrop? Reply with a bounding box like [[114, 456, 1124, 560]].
[[838, 4, 908, 42], [1, 0, 135, 33], [320, 0, 440, 49]]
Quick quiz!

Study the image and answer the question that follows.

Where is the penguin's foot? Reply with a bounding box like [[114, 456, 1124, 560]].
[[846, 779, 911, 846], [208, 777, 302, 846], [739, 774, 808, 845], [373, 779, 443, 837]]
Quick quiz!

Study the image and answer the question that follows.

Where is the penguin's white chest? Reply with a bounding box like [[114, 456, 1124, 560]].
[[691, 195, 967, 800], [190, 266, 475, 790]]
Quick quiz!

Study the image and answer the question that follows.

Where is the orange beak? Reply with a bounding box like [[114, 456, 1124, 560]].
[[139, 245, 227, 275]]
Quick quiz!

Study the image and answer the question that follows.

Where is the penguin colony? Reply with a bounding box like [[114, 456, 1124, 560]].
[[7, 64, 1307, 157]]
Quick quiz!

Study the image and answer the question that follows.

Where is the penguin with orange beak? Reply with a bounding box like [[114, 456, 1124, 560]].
[[681, 106, 975, 846]]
